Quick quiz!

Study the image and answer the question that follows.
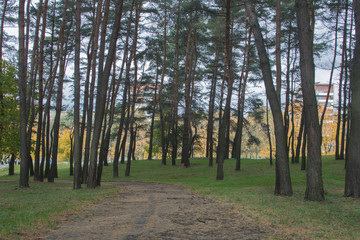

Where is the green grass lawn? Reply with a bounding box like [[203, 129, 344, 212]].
[[1, 156, 359, 239]]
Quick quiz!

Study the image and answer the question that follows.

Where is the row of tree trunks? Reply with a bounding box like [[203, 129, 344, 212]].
[[34, 0, 49, 181], [87, 0, 125, 189], [82, 0, 105, 184], [49, 0, 71, 182]]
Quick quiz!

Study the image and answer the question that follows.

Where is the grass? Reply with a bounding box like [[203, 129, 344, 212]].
[[0, 167, 120, 239], [1, 156, 359, 239]]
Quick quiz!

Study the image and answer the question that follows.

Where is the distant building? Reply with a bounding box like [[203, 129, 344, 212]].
[[315, 83, 334, 108]]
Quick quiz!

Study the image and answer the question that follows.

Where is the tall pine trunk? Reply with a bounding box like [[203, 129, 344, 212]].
[[244, 0, 292, 195], [73, 0, 82, 189], [295, 0, 324, 200]]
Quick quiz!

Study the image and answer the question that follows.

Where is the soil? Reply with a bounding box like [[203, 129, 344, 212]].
[[40, 182, 271, 240]]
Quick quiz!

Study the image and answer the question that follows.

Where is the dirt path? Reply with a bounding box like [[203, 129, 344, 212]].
[[42, 182, 271, 240]]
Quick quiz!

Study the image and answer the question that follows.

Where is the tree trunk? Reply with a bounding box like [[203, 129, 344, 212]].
[[69, 130, 74, 176], [340, 0, 350, 160], [148, 68, 158, 160], [295, 109, 305, 164], [320, 1, 340, 129], [266, 100, 273, 165], [295, 0, 324, 201], [181, 12, 193, 168], [48, 0, 69, 182], [34, 0, 49, 181], [73, 0, 82, 189], [217, 0, 234, 180], [244, 0, 292, 195], [284, 26, 292, 157], [170, 0, 181, 166], [82, 1, 104, 184], [19, 0, 29, 188], [301, 125, 307, 171], [275, 0, 282, 102], [9, 153, 15, 176], [113, 8, 133, 174], [206, 31, 221, 167], [0, 0, 8, 61], [232, 28, 251, 171], [159, 0, 168, 166], [344, 0, 360, 198], [125, 1, 141, 177]]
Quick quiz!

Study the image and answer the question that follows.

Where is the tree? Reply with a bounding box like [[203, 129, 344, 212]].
[[18, 0, 29, 188], [344, 0, 360, 198], [244, 0, 292, 196], [73, 0, 82, 190], [295, 0, 324, 200], [217, 0, 234, 180]]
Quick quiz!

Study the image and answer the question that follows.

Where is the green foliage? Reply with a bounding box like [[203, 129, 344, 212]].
[[0, 60, 19, 158]]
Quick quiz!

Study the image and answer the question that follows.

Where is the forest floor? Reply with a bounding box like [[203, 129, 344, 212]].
[[40, 181, 271, 240]]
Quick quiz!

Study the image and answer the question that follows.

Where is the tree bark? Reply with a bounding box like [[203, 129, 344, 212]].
[[19, 0, 29, 188], [73, 0, 82, 189], [295, 0, 324, 200]]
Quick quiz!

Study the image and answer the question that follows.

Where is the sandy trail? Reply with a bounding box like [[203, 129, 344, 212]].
[[42, 182, 270, 240]]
